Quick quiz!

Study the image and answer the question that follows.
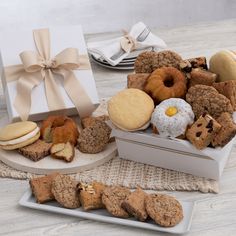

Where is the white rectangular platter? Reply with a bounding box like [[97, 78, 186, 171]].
[[19, 189, 195, 234]]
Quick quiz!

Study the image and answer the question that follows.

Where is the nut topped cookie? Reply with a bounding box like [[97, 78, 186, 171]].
[[145, 194, 183, 227], [51, 174, 80, 209], [102, 186, 131, 218]]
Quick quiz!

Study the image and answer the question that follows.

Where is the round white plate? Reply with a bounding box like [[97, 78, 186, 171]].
[[0, 142, 117, 175]]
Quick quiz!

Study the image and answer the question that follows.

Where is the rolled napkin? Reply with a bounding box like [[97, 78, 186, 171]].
[[87, 22, 167, 66]]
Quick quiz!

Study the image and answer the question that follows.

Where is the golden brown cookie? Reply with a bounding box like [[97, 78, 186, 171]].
[[186, 85, 233, 119], [51, 174, 80, 209], [108, 88, 154, 131], [29, 172, 59, 203], [121, 187, 148, 221], [102, 186, 131, 218], [145, 194, 183, 227], [81, 115, 109, 129], [77, 120, 111, 154], [77, 182, 106, 211]]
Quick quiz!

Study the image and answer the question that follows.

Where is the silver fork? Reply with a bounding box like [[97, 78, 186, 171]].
[[110, 27, 150, 61]]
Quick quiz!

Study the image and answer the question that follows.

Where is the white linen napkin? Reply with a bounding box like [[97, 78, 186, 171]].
[[87, 22, 167, 66]]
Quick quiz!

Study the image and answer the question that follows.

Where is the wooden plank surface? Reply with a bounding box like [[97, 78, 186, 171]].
[[1, 19, 236, 235]]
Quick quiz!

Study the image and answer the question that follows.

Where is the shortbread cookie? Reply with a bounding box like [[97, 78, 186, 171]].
[[81, 115, 109, 129], [102, 186, 131, 218], [186, 114, 221, 149], [18, 139, 52, 161], [77, 182, 106, 211], [212, 112, 236, 147], [51, 174, 80, 209], [108, 88, 154, 131], [127, 73, 150, 90], [145, 194, 183, 227], [213, 80, 236, 110], [29, 172, 59, 203], [77, 120, 111, 154], [189, 69, 217, 88], [186, 85, 233, 119], [0, 121, 40, 150], [121, 187, 148, 221]]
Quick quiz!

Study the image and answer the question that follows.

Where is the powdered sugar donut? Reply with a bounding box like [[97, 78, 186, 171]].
[[151, 98, 194, 138]]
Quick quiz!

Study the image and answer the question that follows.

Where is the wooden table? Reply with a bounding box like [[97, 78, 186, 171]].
[[1, 19, 236, 235]]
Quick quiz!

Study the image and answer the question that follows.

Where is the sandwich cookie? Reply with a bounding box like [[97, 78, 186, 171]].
[[209, 50, 236, 82], [0, 121, 40, 150], [108, 88, 154, 131]]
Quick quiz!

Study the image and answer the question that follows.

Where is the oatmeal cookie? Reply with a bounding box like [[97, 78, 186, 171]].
[[145, 194, 183, 227], [186, 85, 233, 119], [212, 112, 236, 147], [81, 115, 109, 129], [121, 187, 148, 221], [102, 186, 131, 218], [134, 50, 183, 73], [51, 174, 80, 209], [77, 120, 111, 154]]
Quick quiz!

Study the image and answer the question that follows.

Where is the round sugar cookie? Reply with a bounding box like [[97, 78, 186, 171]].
[[209, 50, 236, 82], [0, 121, 37, 141], [108, 88, 154, 131], [0, 131, 40, 150]]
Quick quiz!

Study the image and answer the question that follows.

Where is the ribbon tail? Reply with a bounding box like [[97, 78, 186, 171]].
[[14, 72, 43, 121], [44, 69, 66, 111], [55, 69, 95, 118]]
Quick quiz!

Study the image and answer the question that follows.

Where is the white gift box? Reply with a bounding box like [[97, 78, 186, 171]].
[[0, 26, 99, 122], [110, 123, 235, 180]]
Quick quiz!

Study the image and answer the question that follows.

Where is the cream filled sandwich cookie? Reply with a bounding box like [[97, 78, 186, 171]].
[[0, 121, 40, 150]]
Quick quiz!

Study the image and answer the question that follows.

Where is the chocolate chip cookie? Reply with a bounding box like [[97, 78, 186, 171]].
[[145, 194, 183, 227], [102, 186, 131, 218]]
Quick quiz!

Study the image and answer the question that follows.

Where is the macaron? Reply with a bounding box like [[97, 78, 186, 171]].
[[209, 50, 236, 82], [0, 121, 40, 150], [108, 88, 154, 131]]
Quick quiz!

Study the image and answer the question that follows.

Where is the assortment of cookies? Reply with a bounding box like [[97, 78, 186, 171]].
[[111, 49, 236, 150], [29, 173, 184, 227], [0, 114, 112, 162]]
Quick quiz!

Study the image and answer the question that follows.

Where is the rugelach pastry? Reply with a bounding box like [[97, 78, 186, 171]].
[[144, 67, 187, 103], [186, 85, 233, 119], [108, 88, 154, 131], [145, 194, 183, 227], [187, 57, 208, 70], [77, 120, 111, 154], [18, 139, 52, 161], [209, 50, 236, 82], [186, 114, 221, 149], [0, 121, 40, 150], [127, 73, 150, 91], [29, 172, 59, 203], [151, 98, 194, 138], [213, 80, 236, 110], [77, 182, 106, 211], [102, 186, 131, 218], [212, 112, 236, 147], [121, 187, 148, 221], [51, 174, 80, 209]]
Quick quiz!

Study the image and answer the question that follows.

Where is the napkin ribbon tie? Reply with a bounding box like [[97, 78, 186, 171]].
[[4, 28, 95, 121], [120, 33, 137, 53]]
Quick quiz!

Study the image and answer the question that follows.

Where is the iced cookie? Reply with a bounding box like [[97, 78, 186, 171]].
[[51, 174, 80, 209], [108, 88, 154, 131], [145, 194, 183, 227], [0, 121, 40, 150], [102, 186, 131, 218], [121, 187, 148, 221]]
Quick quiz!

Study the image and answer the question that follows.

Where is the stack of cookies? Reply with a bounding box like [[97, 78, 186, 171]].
[[30, 173, 184, 228], [108, 49, 236, 150]]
